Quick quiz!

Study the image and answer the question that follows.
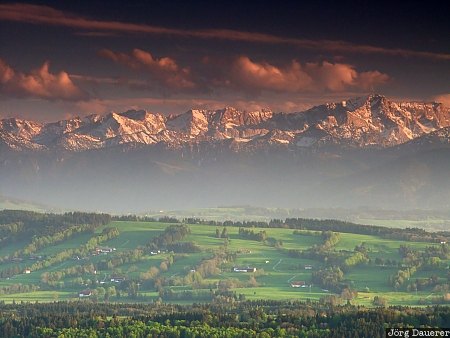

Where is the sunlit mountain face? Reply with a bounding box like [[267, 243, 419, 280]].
[[1, 94, 449, 151], [0, 1, 449, 212]]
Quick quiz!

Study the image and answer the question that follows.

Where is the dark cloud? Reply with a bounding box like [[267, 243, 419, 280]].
[[1, 3, 449, 61]]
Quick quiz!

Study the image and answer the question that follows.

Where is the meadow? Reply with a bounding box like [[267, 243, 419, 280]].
[[0, 219, 448, 307]]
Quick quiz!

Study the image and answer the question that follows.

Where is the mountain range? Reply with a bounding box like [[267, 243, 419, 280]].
[[1, 94, 449, 152], [1, 94, 449, 212]]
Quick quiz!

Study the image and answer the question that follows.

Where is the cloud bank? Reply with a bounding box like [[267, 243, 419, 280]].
[[231, 57, 389, 93]]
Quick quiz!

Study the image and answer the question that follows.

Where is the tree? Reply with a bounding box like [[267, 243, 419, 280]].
[[247, 276, 259, 287], [373, 295, 387, 307], [221, 227, 228, 239], [105, 286, 116, 301], [160, 261, 168, 272], [96, 287, 106, 300], [340, 288, 358, 303]]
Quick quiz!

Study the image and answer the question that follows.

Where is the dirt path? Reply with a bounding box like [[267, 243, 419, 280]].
[[273, 259, 282, 272]]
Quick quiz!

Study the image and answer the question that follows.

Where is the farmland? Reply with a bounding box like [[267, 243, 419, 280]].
[[0, 211, 449, 307]]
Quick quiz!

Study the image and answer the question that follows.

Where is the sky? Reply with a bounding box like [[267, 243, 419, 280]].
[[0, 0, 449, 122]]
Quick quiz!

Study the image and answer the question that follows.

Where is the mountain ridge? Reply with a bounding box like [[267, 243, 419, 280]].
[[1, 94, 448, 153]]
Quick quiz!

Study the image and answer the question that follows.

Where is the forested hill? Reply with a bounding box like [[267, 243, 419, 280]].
[[0, 301, 449, 337]]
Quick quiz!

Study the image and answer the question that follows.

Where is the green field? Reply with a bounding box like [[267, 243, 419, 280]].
[[0, 219, 449, 307]]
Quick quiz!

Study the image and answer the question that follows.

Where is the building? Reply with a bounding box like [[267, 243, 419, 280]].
[[95, 247, 116, 254], [79, 290, 92, 297], [304, 265, 313, 270], [233, 267, 256, 273], [24, 268, 31, 274], [290, 281, 306, 288], [110, 275, 126, 283]]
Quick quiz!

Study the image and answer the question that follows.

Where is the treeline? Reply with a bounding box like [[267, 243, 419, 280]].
[[159, 289, 212, 301], [114, 215, 179, 223], [2, 223, 98, 263], [0, 283, 40, 295], [97, 249, 145, 271], [0, 210, 111, 259], [342, 251, 369, 270], [166, 242, 201, 253], [283, 218, 449, 243], [159, 289, 248, 302], [237, 227, 282, 247], [147, 224, 191, 251], [0, 301, 449, 338], [0, 210, 111, 238], [0, 227, 120, 279], [187, 217, 449, 243], [238, 227, 268, 241], [312, 267, 345, 292], [288, 231, 341, 263], [41, 264, 96, 286]]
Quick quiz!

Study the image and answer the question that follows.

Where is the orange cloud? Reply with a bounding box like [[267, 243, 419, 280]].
[[0, 3, 448, 61], [99, 49, 195, 89], [0, 59, 15, 84], [304, 62, 358, 91], [231, 57, 389, 93], [357, 71, 390, 90], [231, 57, 313, 92], [0, 59, 86, 100]]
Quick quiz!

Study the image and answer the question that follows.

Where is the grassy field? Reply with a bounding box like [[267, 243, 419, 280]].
[[0, 220, 448, 306]]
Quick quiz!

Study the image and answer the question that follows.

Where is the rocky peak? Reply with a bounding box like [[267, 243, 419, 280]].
[[211, 107, 272, 127], [0, 118, 42, 139], [166, 109, 208, 136]]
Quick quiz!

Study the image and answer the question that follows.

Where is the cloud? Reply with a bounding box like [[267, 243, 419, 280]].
[[74, 54, 388, 97], [70, 74, 148, 89], [231, 57, 313, 92], [357, 71, 390, 90], [0, 58, 86, 100], [99, 49, 195, 89], [0, 3, 449, 61], [230, 57, 389, 93], [0, 59, 15, 84]]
